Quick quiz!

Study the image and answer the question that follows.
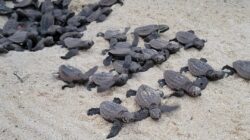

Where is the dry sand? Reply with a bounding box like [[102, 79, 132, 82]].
[[0, 0, 250, 140]]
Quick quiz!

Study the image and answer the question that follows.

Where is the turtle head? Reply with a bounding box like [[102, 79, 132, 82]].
[[187, 86, 201, 97], [122, 112, 134, 123], [152, 54, 166, 64], [158, 25, 169, 33], [206, 70, 225, 81], [149, 108, 161, 120], [193, 38, 206, 50], [115, 74, 129, 86]]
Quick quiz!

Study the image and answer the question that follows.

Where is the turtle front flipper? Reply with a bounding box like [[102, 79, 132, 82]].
[[62, 82, 75, 90], [143, 32, 160, 42], [184, 42, 194, 50], [158, 79, 166, 87], [169, 90, 185, 98], [87, 108, 100, 116], [160, 105, 179, 113], [133, 108, 149, 121], [117, 0, 124, 6], [106, 120, 123, 139], [222, 65, 237, 77], [109, 38, 118, 47], [126, 89, 137, 98], [86, 81, 96, 91], [131, 32, 139, 47], [103, 55, 113, 66], [61, 48, 79, 60], [193, 77, 209, 90], [180, 66, 189, 74]]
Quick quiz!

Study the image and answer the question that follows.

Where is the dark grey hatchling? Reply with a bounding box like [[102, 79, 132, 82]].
[[132, 24, 169, 46], [126, 85, 179, 120], [57, 65, 98, 89], [170, 30, 206, 50], [180, 58, 225, 90], [158, 70, 201, 97], [87, 98, 149, 139], [97, 27, 130, 48], [222, 60, 250, 80], [87, 72, 129, 92]]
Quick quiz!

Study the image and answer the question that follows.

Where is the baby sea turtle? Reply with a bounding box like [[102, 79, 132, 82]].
[[171, 30, 206, 50], [133, 24, 169, 44], [97, 27, 130, 47], [87, 99, 149, 139], [126, 85, 179, 120], [222, 60, 250, 80], [87, 72, 129, 92], [111, 58, 142, 74], [99, 0, 124, 7], [158, 70, 201, 97], [180, 58, 225, 90], [57, 65, 98, 89], [145, 38, 181, 54]]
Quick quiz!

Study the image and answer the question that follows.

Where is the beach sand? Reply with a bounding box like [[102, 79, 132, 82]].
[[0, 0, 250, 139]]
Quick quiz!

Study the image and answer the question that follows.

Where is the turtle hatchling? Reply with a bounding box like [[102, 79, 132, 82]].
[[126, 84, 179, 120], [171, 30, 206, 50], [180, 58, 225, 90], [87, 72, 129, 92], [57, 65, 98, 89], [158, 70, 201, 97], [87, 99, 149, 139], [222, 60, 250, 80]]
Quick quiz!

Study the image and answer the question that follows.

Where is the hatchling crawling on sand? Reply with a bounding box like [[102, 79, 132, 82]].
[[171, 30, 206, 50], [222, 60, 250, 80], [180, 58, 225, 90], [126, 85, 179, 120], [133, 24, 169, 43], [158, 70, 201, 97], [87, 72, 129, 92], [97, 27, 130, 47], [57, 65, 98, 89], [87, 98, 149, 139]]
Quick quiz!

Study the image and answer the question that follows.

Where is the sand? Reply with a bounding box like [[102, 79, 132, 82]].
[[0, 0, 250, 140]]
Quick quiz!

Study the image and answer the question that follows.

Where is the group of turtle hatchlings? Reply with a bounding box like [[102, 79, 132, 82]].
[[1, 0, 250, 139]]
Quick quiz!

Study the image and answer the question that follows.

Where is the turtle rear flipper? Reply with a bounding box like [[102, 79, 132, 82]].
[[126, 89, 137, 98], [113, 97, 122, 104], [133, 108, 149, 121], [160, 105, 179, 113], [62, 82, 75, 90], [106, 120, 123, 139], [222, 65, 237, 77], [180, 66, 189, 74], [193, 77, 209, 90], [87, 108, 100, 116], [61, 48, 79, 60], [158, 79, 166, 87]]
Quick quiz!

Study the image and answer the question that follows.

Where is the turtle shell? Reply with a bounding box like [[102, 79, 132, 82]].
[[141, 48, 158, 60], [233, 60, 250, 80], [188, 58, 213, 77], [148, 38, 169, 50], [135, 85, 161, 109], [8, 31, 29, 43], [100, 101, 129, 122], [176, 31, 197, 44], [109, 47, 131, 57], [134, 25, 159, 36], [64, 38, 94, 50], [99, 0, 117, 7], [113, 42, 131, 49], [164, 70, 191, 90], [103, 30, 121, 39], [92, 72, 116, 86], [59, 65, 84, 82]]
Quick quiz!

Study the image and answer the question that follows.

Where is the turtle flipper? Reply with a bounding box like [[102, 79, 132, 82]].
[[160, 105, 179, 113], [200, 58, 207, 63], [126, 89, 137, 98], [103, 55, 113, 66], [140, 60, 154, 72], [110, 38, 118, 47], [61, 49, 79, 60], [193, 77, 209, 90], [222, 65, 237, 77], [62, 82, 75, 90], [113, 97, 122, 104], [86, 81, 96, 91], [101, 49, 110, 55], [123, 27, 130, 34], [131, 32, 139, 47], [82, 66, 98, 81], [117, 0, 124, 6], [169, 38, 177, 42], [180, 66, 189, 73], [144, 32, 160, 42], [184, 42, 194, 49], [123, 55, 132, 70], [169, 90, 185, 98], [106, 120, 123, 139], [158, 79, 166, 87], [96, 32, 104, 37], [133, 108, 149, 121], [87, 108, 100, 115]]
